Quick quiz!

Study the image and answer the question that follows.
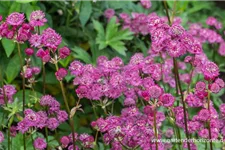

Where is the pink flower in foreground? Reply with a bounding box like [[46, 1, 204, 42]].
[[140, 0, 151, 9], [55, 68, 68, 81], [6, 12, 24, 26], [29, 10, 47, 27], [33, 137, 47, 150]]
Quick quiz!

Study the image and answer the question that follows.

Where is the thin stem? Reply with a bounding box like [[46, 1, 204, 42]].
[[45, 127, 49, 150], [174, 58, 191, 150], [42, 62, 46, 94], [187, 65, 194, 94], [8, 126, 11, 150], [94, 131, 99, 150], [207, 88, 213, 150], [55, 63, 76, 150], [153, 103, 158, 150], [163, 1, 171, 25], [31, 134, 35, 150], [17, 43, 26, 150], [2, 84, 8, 106]]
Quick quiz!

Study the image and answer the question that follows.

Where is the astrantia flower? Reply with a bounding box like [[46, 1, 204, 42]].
[[148, 85, 163, 99], [0, 131, 4, 143], [40, 95, 55, 106], [140, 0, 151, 9], [60, 136, 70, 148], [42, 28, 62, 50], [29, 10, 47, 27], [6, 12, 24, 26], [69, 61, 84, 76], [165, 128, 173, 138], [104, 9, 115, 19], [209, 83, 220, 93], [47, 118, 59, 130], [195, 81, 206, 91], [202, 61, 219, 80], [79, 134, 95, 148], [25, 48, 34, 56], [36, 49, 51, 62], [29, 34, 42, 48], [55, 68, 68, 81], [159, 93, 175, 107], [33, 137, 47, 150], [59, 46, 71, 59], [57, 110, 68, 123]]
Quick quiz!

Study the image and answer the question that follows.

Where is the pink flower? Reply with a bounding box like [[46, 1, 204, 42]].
[[59, 46, 71, 59], [42, 28, 62, 50], [0, 131, 4, 143], [159, 93, 175, 107], [25, 48, 34, 56], [36, 49, 51, 62], [29, 34, 42, 48], [104, 9, 115, 19], [47, 118, 59, 130], [55, 68, 68, 81], [202, 61, 219, 80], [60, 136, 70, 148], [140, 0, 151, 9], [148, 85, 163, 99], [209, 83, 220, 93], [33, 137, 47, 150], [29, 10, 47, 26], [6, 12, 24, 26]]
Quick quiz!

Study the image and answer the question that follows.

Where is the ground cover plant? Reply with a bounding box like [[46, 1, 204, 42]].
[[0, 0, 225, 150]]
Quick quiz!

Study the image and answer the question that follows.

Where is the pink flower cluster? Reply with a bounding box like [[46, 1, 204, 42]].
[[60, 133, 94, 149], [17, 95, 68, 133], [91, 106, 167, 150], [0, 85, 17, 105]]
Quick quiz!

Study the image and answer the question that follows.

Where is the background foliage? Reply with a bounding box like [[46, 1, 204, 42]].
[[0, 1, 225, 149]]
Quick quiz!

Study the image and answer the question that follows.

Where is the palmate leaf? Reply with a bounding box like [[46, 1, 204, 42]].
[[93, 17, 133, 56]]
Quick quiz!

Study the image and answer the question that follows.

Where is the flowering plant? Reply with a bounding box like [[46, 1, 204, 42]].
[[0, 1, 225, 150]]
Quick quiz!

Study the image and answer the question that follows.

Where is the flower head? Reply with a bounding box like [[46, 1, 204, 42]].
[[33, 137, 47, 150], [55, 68, 68, 81], [59, 46, 71, 59], [6, 12, 24, 26], [29, 10, 47, 26]]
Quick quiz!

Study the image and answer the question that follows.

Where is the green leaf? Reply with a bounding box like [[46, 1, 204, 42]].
[[93, 17, 133, 56], [79, 1, 92, 26], [5, 54, 22, 83], [15, 0, 36, 3], [8, 2, 21, 14], [1, 38, 15, 57], [71, 46, 92, 64]]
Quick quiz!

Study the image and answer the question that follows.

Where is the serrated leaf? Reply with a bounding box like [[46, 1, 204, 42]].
[[2, 38, 16, 57], [79, 1, 92, 26], [93, 17, 133, 56], [15, 0, 36, 3], [8, 2, 21, 14]]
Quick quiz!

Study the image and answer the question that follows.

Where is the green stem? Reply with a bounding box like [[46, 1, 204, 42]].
[[45, 127, 49, 150], [187, 65, 194, 94], [153, 105, 158, 150], [207, 88, 213, 150], [8, 126, 10, 150], [42, 62, 46, 94], [17, 43, 26, 150], [31, 134, 35, 150], [174, 58, 191, 150], [55, 63, 76, 150]]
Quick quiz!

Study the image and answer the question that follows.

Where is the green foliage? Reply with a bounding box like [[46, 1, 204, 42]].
[[79, 1, 92, 27], [93, 17, 133, 56], [1, 38, 15, 58]]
